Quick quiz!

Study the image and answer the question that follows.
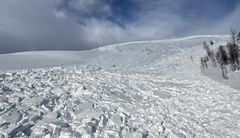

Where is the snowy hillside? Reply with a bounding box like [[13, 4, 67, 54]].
[[1, 35, 240, 138], [0, 35, 228, 71]]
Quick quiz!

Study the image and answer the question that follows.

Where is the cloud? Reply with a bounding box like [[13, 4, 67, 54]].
[[0, 0, 239, 53], [212, 4, 240, 34], [54, 11, 66, 18]]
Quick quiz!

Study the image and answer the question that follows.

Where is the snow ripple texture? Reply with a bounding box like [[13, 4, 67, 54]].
[[0, 35, 240, 138]]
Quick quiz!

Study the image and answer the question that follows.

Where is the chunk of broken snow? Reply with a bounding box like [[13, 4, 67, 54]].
[[22, 97, 46, 107]]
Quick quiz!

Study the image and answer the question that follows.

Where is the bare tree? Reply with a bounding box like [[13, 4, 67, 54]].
[[203, 41, 216, 67], [200, 29, 240, 79], [216, 46, 229, 79], [231, 28, 237, 45], [201, 56, 209, 69], [227, 30, 240, 70], [237, 32, 240, 43]]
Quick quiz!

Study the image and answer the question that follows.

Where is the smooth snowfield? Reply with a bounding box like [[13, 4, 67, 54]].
[[1, 35, 240, 138], [0, 35, 228, 70]]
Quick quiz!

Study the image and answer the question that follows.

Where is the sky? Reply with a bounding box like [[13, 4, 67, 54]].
[[0, 0, 240, 53]]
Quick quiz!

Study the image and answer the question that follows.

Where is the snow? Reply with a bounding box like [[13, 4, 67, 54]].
[[0, 35, 228, 71], [1, 35, 240, 137]]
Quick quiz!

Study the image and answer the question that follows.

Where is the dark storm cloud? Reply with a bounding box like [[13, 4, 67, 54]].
[[0, 0, 239, 53]]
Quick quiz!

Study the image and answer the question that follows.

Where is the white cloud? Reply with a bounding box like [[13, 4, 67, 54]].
[[54, 11, 66, 18], [0, 0, 239, 53]]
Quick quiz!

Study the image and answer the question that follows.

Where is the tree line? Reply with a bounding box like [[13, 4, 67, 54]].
[[201, 29, 240, 79]]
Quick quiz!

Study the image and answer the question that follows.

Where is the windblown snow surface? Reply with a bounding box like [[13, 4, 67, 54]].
[[1, 35, 240, 138]]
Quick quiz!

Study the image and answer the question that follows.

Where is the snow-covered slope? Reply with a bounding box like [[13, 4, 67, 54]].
[[0, 35, 228, 71], [1, 35, 240, 138]]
